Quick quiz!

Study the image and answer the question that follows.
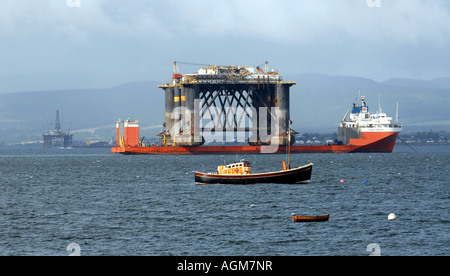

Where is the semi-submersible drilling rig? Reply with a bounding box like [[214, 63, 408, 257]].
[[157, 61, 296, 147]]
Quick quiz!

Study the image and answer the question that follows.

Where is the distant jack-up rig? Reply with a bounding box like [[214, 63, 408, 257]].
[[43, 110, 73, 147]]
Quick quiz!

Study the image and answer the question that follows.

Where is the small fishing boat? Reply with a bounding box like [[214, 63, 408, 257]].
[[194, 161, 313, 185], [292, 214, 330, 222], [195, 123, 313, 185]]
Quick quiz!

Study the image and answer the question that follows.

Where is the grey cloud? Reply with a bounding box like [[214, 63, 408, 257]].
[[0, 0, 449, 93]]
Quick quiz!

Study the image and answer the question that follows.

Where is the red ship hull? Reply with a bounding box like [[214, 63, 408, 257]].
[[350, 131, 400, 153], [112, 131, 399, 155], [112, 144, 359, 155]]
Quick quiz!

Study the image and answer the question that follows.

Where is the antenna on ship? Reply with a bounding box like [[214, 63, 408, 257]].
[[396, 102, 399, 125], [378, 95, 383, 113]]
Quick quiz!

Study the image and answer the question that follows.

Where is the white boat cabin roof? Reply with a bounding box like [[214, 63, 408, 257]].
[[222, 161, 251, 168]]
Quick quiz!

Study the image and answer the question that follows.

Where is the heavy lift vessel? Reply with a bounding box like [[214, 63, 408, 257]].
[[112, 63, 401, 155]]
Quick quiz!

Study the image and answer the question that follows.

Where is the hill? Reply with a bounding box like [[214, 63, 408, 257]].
[[288, 73, 450, 133], [0, 74, 449, 144]]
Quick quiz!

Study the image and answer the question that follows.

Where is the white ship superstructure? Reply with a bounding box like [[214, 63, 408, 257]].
[[338, 94, 402, 151]]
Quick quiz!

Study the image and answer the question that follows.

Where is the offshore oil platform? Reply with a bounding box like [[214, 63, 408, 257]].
[[157, 61, 295, 147], [43, 110, 73, 148], [113, 62, 309, 154]]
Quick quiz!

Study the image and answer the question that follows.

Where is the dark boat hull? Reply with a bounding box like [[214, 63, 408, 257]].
[[194, 163, 313, 185]]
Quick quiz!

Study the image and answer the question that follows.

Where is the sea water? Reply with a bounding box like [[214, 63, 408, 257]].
[[0, 146, 448, 256]]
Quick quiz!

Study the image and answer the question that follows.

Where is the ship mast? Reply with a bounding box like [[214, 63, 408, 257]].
[[288, 120, 291, 169], [396, 102, 399, 125], [378, 95, 383, 113]]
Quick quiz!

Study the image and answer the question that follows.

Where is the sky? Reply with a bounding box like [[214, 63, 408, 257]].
[[0, 0, 449, 93]]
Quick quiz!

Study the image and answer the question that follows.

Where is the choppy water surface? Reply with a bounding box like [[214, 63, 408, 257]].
[[0, 146, 448, 255]]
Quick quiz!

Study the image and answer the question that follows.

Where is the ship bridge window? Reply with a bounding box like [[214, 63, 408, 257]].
[[365, 114, 369, 119]]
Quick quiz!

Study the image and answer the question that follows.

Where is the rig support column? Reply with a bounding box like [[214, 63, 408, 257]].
[[178, 84, 203, 147], [164, 86, 174, 144], [180, 86, 186, 132], [173, 85, 181, 136], [275, 83, 291, 146]]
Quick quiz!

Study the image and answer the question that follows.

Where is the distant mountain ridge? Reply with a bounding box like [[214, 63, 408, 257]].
[[382, 77, 450, 89], [288, 73, 449, 133], [0, 74, 448, 144]]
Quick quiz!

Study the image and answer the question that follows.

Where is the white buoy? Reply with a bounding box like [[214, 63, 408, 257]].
[[388, 213, 397, 220]]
